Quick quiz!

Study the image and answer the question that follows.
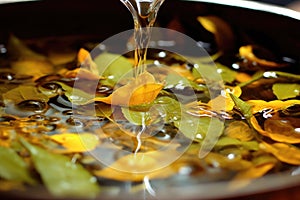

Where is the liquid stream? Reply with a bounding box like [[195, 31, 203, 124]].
[[120, 0, 165, 77], [119, 0, 165, 155]]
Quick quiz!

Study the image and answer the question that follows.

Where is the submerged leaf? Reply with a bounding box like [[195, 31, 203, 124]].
[[0, 146, 36, 185], [19, 138, 100, 198]]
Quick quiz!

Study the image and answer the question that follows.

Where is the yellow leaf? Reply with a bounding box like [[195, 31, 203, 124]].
[[225, 121, 254, 141], [93, 149, 181, 182], [92, 71, 163, 106], [248, 100, 300, 143], [49, 133, 99, 153], [204, 152, 252, 171], [260, 142, 300, 165], [11, 59, 54, 80], [64, 68, 100, 80], [239, 45, 285, 68], [197, 16, 235, 53], [247, 99, 300, 113], [208, 86, 242, 111], [76, 48, 99, 77]]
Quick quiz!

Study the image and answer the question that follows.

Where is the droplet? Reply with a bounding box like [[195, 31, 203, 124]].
[[0, 72, 15, 81], [66, 117, 84, 127], [17, 100, 48, 113]]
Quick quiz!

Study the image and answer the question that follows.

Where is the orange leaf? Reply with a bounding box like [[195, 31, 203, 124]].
[[260, 142, 300, 165], [92, 71, 163, 106]]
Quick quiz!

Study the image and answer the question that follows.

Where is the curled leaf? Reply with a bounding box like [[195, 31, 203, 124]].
[[260, 142, 300, 165], [92, 71, 163, 106], [225, 121, 254, 141], [197, 15, 235, 53], [248, 100, 300, 143]]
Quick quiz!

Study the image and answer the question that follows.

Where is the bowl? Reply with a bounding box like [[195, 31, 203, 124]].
[[0, 0, 300, 199]]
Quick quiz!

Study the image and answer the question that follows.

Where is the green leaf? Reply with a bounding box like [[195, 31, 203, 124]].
[[0, 146, 36, 185], [19, 137, 100, 198], [121, 107, 152, 126], [215, 136, 259, 151], [153, 96, 182, 123], [2, 85, 49, 104], [230, 94, 253, 120], [174, 115, 224, 142], [215, 62, 237, 84], [272, 83, 300, 100], [56, 82, 93, 105], [164, 73, 206, 92], [7, 34, 48, 61], [94, 52, 133, 87]]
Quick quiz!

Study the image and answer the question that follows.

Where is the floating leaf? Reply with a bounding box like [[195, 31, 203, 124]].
[[7, 34, 48, 61], [94, 52, 133, 87], [260, 142, 300, 165], [215, 62, 237, 84], [2, 85, 49, 104], [230, 94, 253, 120], [92, 71, 163, 106], [224, 121, 254, 141], [11, 59, 54, 79], [49, 133, 100, 153], [247, 99, 300, 114], [215, 136, 259, 151], [209, 86, 242, 111], [197, 15, 235, 53], [239, 45, 286, 68], [56, 82, 93, 105], [233, 162, 275, 181], [272, 83, 300, 100], [204, 152, 252, 171], [248, 99, 300, 143], [0, 146, 36, 185], [93, 150, 179, 182], [20, 137, 100, 198]]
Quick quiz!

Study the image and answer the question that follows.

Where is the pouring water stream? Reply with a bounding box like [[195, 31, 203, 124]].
[[120, 0, 165, 78]]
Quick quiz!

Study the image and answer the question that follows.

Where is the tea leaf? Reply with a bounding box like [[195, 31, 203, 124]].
[[260, 142, 300, 165], [94, 52, 133, 87], [92, 71, 163, 106], [2, 85, 49, 104], [230, 94, 252, 120], [215, 136, 259, 151], [272, 83, 300, 100], [49, 133, 100, 153], [197, 15, 235, 53], [56, 82, 93, 105], [19, 137, 100, 198], [0, 146, 36, 185]]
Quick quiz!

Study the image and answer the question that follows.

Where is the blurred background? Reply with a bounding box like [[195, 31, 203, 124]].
[[252, 0, 300, 11]]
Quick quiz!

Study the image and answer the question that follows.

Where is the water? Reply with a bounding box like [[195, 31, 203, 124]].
[[120, 0, 165, 77]]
